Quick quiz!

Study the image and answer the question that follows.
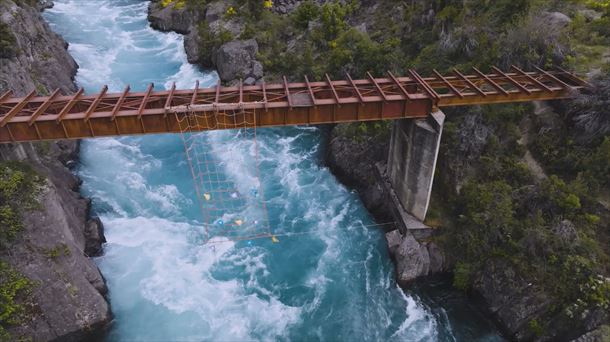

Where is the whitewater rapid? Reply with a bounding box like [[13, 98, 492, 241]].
[[43, 1, 502, 341]]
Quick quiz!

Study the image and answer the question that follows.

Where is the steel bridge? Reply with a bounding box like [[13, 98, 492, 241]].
[[0, 66, 589, 143]]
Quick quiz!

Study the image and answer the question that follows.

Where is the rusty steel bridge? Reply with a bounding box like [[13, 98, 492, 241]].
[[0, 66, 589, 143]]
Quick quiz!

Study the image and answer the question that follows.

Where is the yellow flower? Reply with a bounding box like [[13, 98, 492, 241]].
[[263, 0, 273, 9]]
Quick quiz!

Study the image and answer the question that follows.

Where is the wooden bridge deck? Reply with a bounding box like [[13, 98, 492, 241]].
[[0, 66, 588, 143]]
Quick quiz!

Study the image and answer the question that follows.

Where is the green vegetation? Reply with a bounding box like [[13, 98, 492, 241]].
[[333, 120, 391, 143], [160, 0, 186, 9], [0, 162, 43, 248], [0, 261, 33, 340], [44, 243, 71, 260], [529, 319, 544, 337], [0, 162, 41, 338], [196, 21, 233, 66], [191, 0, 608, 81], [0, 21, 17, 59]]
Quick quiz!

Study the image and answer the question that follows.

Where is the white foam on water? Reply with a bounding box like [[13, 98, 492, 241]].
[[99, 215, 300, 341], [391, 286, 439, 341]]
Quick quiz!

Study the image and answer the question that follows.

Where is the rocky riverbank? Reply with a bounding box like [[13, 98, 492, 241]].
[[0, 0, 111, 340], [146, 1, 609, 340]]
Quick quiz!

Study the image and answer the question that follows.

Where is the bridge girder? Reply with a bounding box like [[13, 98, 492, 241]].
[[0, 67, 588, 143]]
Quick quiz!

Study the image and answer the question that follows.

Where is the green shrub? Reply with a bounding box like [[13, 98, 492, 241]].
[[528, 319, 544, 337], [0, 21, 17, 59], [291, 0, 320, 30], [453, 262, 473, 291], [0, 261, 33, 333], [0, 162, 43, 248], [196, 22, 233, 66], [319, 2, 351, 41]]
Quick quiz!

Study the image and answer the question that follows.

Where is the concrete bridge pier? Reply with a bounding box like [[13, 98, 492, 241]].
[[387, 110, 445, 221]]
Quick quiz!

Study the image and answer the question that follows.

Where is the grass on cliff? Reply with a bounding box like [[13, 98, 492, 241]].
[[0, 161, 43, 248], [0, 261, 34, 341], [0, 21, 17, 59], [0, 162, 42, 339]]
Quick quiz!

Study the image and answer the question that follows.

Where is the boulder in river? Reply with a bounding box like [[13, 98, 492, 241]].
[[385, 229, 447, 286], [213, 39, 262, 83]]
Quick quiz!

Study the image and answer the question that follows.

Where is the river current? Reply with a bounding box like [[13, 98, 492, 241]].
[[43, 1, 503, 341]]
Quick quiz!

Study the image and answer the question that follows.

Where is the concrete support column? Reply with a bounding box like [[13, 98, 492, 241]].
[[387, 110, 445, 221]]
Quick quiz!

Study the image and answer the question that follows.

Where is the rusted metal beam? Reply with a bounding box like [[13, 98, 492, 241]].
[[325, 73, 341, 104], [387, 71, 414, 101], [84, 85, 108, 121], [533, 66, 571, 89], [0, 90, 36, 127], [304, 75, 318, 106], [191, 80, 199, 105], [163, 82, 176, 116], [29, 89, 61, 125], [472, 67, 509, 96], [0, 90, 13, 104], [111, 85, 130, 121], [367, 72, 388, 101], [555, 66, 593, 88], [492, 66, 531, 94], [453, 69, 486, 96], [56, 87, 84, 122], [214, 80, 221, 106], [409, 69, 440, 102], [432, 69, 464, 98], [0, 67, 587, 143], [511, 65, 553, 92], [283, 76, 293, 109], [261, 79, 268, 111], [137, 83, 154, 118]]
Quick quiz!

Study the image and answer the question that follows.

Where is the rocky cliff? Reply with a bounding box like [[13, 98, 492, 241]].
[[0, 0, 77, 95], [0, 0, 111, 340]]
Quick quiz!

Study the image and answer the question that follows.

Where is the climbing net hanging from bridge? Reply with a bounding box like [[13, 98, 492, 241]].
[[175, 106, 273, 244]]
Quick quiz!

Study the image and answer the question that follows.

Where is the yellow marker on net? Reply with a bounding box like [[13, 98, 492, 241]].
[[271, 235, 279, 243], [203, 193, 211, 201]]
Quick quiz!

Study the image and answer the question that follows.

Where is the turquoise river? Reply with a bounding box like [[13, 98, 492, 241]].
[[44, 1, 504, 341]]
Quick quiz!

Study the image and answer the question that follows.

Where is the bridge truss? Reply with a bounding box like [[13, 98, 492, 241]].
[[0, 66, 589, 143]]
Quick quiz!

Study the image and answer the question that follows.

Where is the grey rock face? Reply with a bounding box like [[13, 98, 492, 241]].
[[84, 217, 106, 257], [385, 229, 446, 286], [38, 0, 54, 10], [439, 110, 493, 193], [213, 39, 260, 82], [272, 0, 332, 14], [571, 325, 610, 342], [325, 124, 393, 221], [0, 0, 77, 95], [148, 0, 204, 63], [184, 30, 202, 64], [541, 11, 572, 29], [552, 219, 579, 244], [472, 259, 609, 341], [147, 0, 198, 34], [1, 143, 111, 341]]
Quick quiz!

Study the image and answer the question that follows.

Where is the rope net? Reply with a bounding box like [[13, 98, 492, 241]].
[[176, 106, 272, 244]]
